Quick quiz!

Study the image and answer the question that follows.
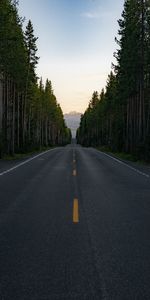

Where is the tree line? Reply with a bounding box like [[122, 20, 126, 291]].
[[77, 0, 150, 161], [0, 0, 71, 157]]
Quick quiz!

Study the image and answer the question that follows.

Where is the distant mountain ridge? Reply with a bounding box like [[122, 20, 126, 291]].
[[64, 112, 82, 138], [65, 111, 81, 116]]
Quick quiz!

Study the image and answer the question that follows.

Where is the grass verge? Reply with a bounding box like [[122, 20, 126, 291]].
[[1, 146, 56, 161], [96, 146, 149, 166]]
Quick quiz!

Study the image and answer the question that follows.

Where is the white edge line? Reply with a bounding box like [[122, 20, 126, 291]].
[[0, 148, 56, 176], [100, 151, 150, 178]]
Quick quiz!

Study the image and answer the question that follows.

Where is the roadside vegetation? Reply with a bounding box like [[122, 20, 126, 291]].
[[77, 0, 150, 162], [0, 0, 71, 158]]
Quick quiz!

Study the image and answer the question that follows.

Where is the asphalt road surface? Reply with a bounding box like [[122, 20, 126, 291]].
[[0, 144, 150, 299]]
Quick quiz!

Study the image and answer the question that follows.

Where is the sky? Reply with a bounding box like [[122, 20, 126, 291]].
[[18, 0, 124, 114]]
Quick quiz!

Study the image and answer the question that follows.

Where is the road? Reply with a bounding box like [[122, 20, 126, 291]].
[[0, 144, 150, 299]]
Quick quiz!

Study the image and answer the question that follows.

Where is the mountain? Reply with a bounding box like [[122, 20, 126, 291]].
[[64, 112, 81, 138]]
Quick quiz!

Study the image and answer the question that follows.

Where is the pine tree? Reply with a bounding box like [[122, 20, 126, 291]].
[[78, 0, 150, 161], [0, 1, 71, 156], [23, 20, 39, 147]]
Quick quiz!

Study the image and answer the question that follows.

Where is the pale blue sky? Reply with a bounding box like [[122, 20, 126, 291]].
[[18, 0, 124, 113]]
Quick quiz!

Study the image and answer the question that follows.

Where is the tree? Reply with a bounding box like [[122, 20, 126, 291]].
[[78, 0, 150, 161], [23, 19, 39, 147], [0, 1, 71, 156]]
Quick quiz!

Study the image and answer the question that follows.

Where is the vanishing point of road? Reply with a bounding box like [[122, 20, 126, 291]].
[[0, 144, 150, 299]]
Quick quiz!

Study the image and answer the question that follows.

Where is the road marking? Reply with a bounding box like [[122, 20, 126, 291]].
[[73, 159, 76, 164], [0, 148, 56, 177], [101, 152, 150, 178], [73, 169, 77, 176], [73, 199, 79, 223], [73, 150, 76, 161]]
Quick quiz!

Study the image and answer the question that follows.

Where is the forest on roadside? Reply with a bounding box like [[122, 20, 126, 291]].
[[0, 0, 71, 157], [77, 0, 150, 161]]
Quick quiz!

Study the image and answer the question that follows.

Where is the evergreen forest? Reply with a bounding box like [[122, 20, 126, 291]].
[[77, 0, 150, 161], [0, 0, 71, 157]]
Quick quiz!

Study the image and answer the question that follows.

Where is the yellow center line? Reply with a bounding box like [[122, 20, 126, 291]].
[[73, 199, 79, 223], [73, 169, 77, 176]]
